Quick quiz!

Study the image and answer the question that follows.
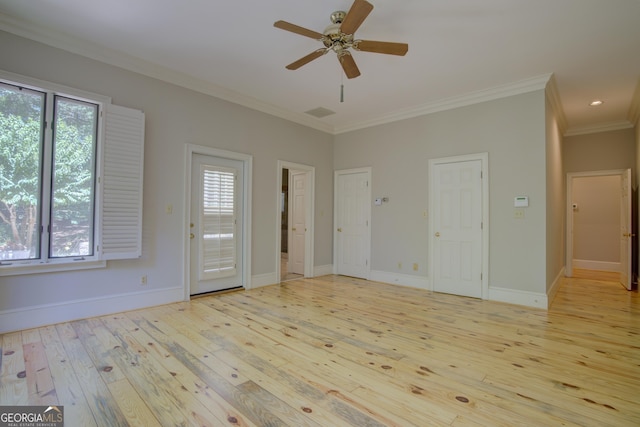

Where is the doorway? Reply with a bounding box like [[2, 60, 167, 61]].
[[276, 161, 315, 282], [184, 145, 252, 299], [566, 169, 635, 290]]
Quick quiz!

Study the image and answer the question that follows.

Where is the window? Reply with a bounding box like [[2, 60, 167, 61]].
[[200, 165, 236, 279], [0, 71, 144, 273]]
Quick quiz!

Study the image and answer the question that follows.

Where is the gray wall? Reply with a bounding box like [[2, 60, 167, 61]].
[[564, 128, 636, 174], [571, 175, 620, 263], [545, 93, 565, 292], [0, 31, 334, 313], [334, 90, 548, 295]]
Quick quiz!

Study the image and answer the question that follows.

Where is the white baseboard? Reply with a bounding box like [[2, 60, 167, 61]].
[[313, 264, 333, 277], [546, 267, 566, 308], [0, 286, 183, 334], [370, 270, 429, 290], [572, 259, 620, 272], [250, 272, 278, 289], [488, 286, 547, 309]]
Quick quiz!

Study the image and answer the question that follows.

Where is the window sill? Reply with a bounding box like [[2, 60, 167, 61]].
[[0, 259, 107, 276]]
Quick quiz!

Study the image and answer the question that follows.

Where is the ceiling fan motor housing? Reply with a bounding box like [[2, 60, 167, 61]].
[[324, 11, 354, 52]]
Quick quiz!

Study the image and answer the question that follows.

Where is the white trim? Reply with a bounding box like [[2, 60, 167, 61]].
[[572, 259, 620, 272], [0, 260, 105, 276], [276, 161, 315, 282], [370, 270, 429, 290], [488, 286, 547, 309], [0, 286, 183, 334], [564, 121, 634, 137], [333, 167, 372, 279], [251, 272, 278, 289], [545, 74, 567, 134], [334, 75, 552, 134], [313, 264, 333, 277], [0, 15, 334, 135], [428, 153, 489, 298], [565, 169, 627, 277], [0, 69, 111, 104], [546, 267, 565, 308], [183, 145, 252, 298], [0, 19, 555, 136], [627, 78, 640, 125]]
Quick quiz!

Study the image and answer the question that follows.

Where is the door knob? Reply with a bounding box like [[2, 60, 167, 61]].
[[435, 232, 440, 237], [292, 227, 296, 231], [337, 228, 342, 232], [190, 233, 195, 239]]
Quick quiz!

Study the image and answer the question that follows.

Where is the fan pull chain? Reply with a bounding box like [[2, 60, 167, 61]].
[[340, 71, 345, 103]]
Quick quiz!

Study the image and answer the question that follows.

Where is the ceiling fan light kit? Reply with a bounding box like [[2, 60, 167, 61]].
[[274, 0, 408, 80]]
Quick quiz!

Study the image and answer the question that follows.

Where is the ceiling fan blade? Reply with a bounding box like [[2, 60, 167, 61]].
[[274, 20, 324, 39], [286, 49, 328, 70], [354, 40, 409, 56], [338, 51, 361, 79], [340, 0, 374, 35]]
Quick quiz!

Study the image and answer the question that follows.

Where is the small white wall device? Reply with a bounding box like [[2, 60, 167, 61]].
[[514, 196, 529, 207]]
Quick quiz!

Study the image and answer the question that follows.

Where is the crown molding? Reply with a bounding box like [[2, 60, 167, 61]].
[[629, 78, 640, 126], [334, 74, 553, 134], [563, 120, 634, 137], [0, 14, 557, 136], [545, 74, 568, 134], [0, 13, 335, 134], [335, 74, 551, 134]]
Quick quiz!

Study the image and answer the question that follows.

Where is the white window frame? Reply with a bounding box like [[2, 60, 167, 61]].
[[198, 164, 237, 280], [0, 70, 144, 276]]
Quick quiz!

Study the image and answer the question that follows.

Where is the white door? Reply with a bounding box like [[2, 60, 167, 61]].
[[289, 171, 306, 275], [432, 159, 483, 298], [190, 154, 243, 295], [335, 169, 371, 279], [620, 169, 632, 290]]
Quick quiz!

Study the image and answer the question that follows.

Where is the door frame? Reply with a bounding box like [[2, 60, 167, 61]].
[[183, 144, 252, 300], [428, 153, 489, 299], [565, 169, 628, 279], [276, 160, 315, 280], [333, 167, 372, 279]]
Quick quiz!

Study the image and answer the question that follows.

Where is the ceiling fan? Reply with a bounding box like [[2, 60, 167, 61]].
[[274, 0, 408, 79]]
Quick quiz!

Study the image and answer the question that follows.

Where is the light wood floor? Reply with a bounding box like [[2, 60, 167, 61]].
[[1, 273, 638, 426]]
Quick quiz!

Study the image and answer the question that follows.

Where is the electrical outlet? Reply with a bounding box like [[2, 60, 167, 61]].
[[397, 262, 402, 269], [413, 263, 418, 271], [140, 275, 148, 285], [514, 209, 525, 219]]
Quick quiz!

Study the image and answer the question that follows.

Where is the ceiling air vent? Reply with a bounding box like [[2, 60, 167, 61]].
[[305, 107, 336, 118]]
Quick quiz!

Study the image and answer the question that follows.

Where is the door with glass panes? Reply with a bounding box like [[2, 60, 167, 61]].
[[190, 154, 243, 295]]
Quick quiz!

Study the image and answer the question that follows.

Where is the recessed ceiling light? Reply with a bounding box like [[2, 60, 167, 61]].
[[589, 100, 604, 106]]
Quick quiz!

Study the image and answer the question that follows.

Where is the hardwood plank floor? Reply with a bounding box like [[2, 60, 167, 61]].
[[1, 274, 638, 426]]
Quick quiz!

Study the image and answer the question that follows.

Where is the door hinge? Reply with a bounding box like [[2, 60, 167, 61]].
[[481, 222, 483, 229], [481, 171, 483, 179], [481, 272, 483, 280]]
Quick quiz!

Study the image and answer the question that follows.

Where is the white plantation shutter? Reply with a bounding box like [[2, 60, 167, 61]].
[[101, 104, 145, 260], [200, 165, 236, 280]]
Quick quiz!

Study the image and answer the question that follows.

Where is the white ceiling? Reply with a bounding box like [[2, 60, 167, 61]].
[[1, 0, 639, 135]]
